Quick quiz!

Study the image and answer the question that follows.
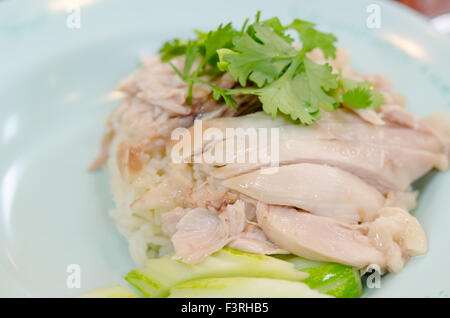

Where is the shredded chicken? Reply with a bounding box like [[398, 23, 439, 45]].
[[90, 55, 236, 171], [167, 201, 247, 263], [365, 207, 427, 272], [162, 200, 287, 262], [228, 223, 289, 255]]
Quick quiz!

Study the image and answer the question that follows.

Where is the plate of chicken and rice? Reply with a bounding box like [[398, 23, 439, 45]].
[[0, 0, 450, 298]]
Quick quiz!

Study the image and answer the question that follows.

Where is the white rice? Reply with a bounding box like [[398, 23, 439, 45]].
[[107, 134, 177, 267]]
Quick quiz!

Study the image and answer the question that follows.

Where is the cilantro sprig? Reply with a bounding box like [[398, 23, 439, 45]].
[[159, 12, 384, 125]]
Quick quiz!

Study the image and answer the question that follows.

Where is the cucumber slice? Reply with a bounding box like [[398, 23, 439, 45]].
[[80, 286, 139, 298], [126, 248, 307, 298], [169, 277, 331, 298], [302, 264, 362, 298], [278, 255, 362, 298], [274, 254, 327, 269]]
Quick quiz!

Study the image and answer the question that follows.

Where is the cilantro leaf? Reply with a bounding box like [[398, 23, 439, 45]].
[[203, 23, 238, 64], [370, 90, 385, 109], [301, 57, 338, 111], [340, 79, 385, 109], [194, 29, 208, 41], [262, 17, 294, 43], [288, 19, 337, 58], [160, 12, 384, 125], [217, 48, 236, 71], [223, 23, 297, 87], [258, 73, 320, 124], [256, 57, 337, 124], [159, 39, 188, 62], [342, 87, 372, 108], [211, 86, 238, 111], [183, 41, 200, 76]]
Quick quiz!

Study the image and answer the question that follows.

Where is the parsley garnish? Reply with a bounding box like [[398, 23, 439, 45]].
[[159, 12, 384, 125]]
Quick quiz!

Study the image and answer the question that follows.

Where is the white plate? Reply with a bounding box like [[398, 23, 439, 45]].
[[0, 0, 449, 297]]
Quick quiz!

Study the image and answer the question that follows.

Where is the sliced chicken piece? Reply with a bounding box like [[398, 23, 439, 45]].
[[316, 121, 445, 155], [137, 90, 190, 115], [209, 138, 447, 193], [184, 110, 446, 166], [385, 190, 418, 211], [170, 208, 229, 264], [381, 104, 450, 157], [365, 207, 427, 272], [162, 207, 188, 236], [170, 201, 246, 264], [344, 107, 385, 125], [92, 55, 230, 170], [169, 112, 289, 163], [223, 163, 385, 223], [426, 110, 450, 137], [228, 223, 289, 255], [220, 200, 247, 237], [315, 108, 444, 154], [91, 95, 194, 170], [118, 56, 190, 114], [382, 104, 438, 133], [256, 204, 386, 268]]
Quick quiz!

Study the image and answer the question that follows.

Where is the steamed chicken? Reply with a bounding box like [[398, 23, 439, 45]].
[[91, 17, 450, 284]]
